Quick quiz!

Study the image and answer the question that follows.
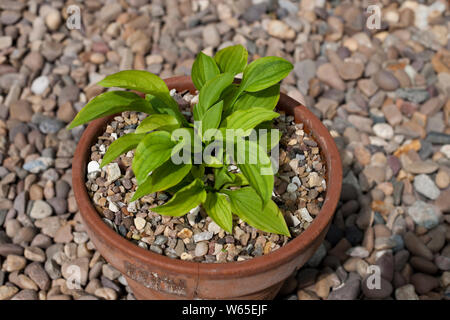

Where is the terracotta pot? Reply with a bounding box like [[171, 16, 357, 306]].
[[72, 76, 342, 300]]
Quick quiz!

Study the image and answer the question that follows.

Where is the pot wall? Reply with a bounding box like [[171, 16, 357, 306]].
[[72, 76, 342, 300]]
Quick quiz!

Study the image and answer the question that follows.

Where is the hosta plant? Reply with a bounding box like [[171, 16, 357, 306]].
[[69, 45, 294, 236]]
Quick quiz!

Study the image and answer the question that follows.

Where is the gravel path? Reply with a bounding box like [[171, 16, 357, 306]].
[[0, 0, 449, 300]]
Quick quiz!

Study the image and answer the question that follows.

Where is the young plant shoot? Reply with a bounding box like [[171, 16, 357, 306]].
[[69, 45, 294, 236]]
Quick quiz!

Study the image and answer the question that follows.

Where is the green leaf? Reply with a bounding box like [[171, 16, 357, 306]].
[[145, 94, 188, 126], [193, 102, 202, 122], [203, 192, 233, 233], [191, 52, 220, 90], [233, 84, 280, 112], [220, 84, 240, 117], [101, 133, 146, 168], [240, 57, 293, 92], [201, 100, 223, 139], [166, 174, 194, 194], [196, 73, 234, 119], [132, 131, 176, 184], [68, 91, 154, 129], [222, 172, 249, 189], [190, 164, 205, 179], [135, 114, 180, 133], [235, 139, 274, 206], [221, 107, 279, 136], [130, 162, 192, 201], [98, 71, 186, 125], [152, 179, 206, 217], [98, 70, 169, 97], [214, 44, 248, 75], [225, 187, 290, 236], [214, 167, 233, 190]]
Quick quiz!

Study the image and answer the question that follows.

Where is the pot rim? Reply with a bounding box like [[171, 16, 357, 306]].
[[72, 75, 342, 278]]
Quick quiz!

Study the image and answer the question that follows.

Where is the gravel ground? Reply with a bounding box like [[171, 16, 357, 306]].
[[0, 0, 449, 300]]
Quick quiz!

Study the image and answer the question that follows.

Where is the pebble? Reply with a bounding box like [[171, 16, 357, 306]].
[[267, 20, 296, 40], [286, 183, 297, 193], [0, 286, 19, 300], [328, 273, 360, 300], [435, 170, 449, 189], [87, 161, 100, 174], [45, 10, 61, 30], [413, 175, 440, 200], [410, 273, 439, 295], [407, 201, 441, 229], [9, 100, 33, 122], [0, 36, 12, 50], [31, 76, 50, 95], [3, 255, 27, 272], [177, 228, 193, 239], [202, 25, 220, 48], [373, 123, 394, 140], [316, 63, 346, 91], [24, 246, 46, 262], [23, 158, 54, 174], [134, 217, 146, 230], [104, 163, 121, 184], [395, 284, 419, 300], [374, 70, 400, 91], [404, 232, 433, 261], [194, 242, 208, 257], [29, 200, 53, 219], [410, 256, 438, 274], [11, 289, 38, 300], [193, 231, 213, 243]]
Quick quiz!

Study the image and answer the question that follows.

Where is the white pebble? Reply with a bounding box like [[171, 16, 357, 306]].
[[440, 145, 450, 158], [31, 76, 49, 95], [187, 206, 200, 226], [193, 231, 213, 243], [207, 221, 222, 234], [373, 123, 394, 140], [87, 161, 100, 173], [291, 214, 301, 227], [190, 94, 199, 107], [286, 183, 298, 193], [104, 163, 121, 183], [134, 217, 147, 230], [194, 242, 208, 257], [292, 176, 302, 187], [108, 202, 119, 213], [299, 208, 313, 223], [127, 201, 137, 213]]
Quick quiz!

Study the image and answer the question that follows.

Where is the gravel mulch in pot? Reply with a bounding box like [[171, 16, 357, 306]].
[[85, 91, 327, 263]]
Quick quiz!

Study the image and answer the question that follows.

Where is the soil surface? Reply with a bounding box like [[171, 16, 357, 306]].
[[86, 90, 327, 263]]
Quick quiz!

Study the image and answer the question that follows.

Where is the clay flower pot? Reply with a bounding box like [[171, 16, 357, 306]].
[[72, 76, 342, 300]]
